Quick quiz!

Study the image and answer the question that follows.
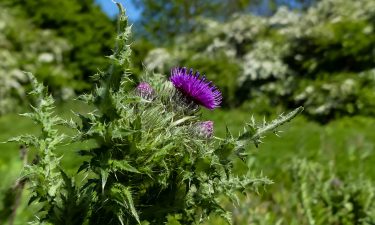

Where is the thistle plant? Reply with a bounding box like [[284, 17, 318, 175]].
[[7, 3, 303, 225]]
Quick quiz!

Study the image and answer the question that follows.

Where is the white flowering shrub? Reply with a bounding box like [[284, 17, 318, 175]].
[[0, 6, 82, 115], [144, 48, 176, 72], [240, 40, 289, 83]]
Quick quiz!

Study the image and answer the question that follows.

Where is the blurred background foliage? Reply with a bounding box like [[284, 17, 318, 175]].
[[137, 0, 375, 121], [1, 0, 374, 120], [0, 0, 374, 224], [0, 0, 115, 114]]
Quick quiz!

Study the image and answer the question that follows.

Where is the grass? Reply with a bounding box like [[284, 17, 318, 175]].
[[204, 108, 375, 224], [204, 108, 375, 179], [1, 102, 374, 224]]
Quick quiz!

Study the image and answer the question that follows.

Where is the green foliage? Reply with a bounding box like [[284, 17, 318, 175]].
[[197, 113, 375, 225], [294, 71, 375, 121], [0, 6, 75, 115], [5, 3, 302, 224], [133, 0, 253, 42], [290, 159, 375, 225], [134, 0, 319, 42], [130, 39, 155, 78], [3, 0, 116, 83], [0, 0, 116, 115], [214, 159, 375, 225], [7, 74, 90, 225], [139, 0, 375, 122]]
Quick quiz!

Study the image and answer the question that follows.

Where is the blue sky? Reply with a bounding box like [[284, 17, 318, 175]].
[[95, 0, 303, 21], [95, 0, 141, 21]]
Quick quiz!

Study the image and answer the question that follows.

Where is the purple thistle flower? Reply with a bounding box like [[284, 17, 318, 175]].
[[170, 67, 222, 110], [136, 82, 154, 100], [196, 121, 214, 138]]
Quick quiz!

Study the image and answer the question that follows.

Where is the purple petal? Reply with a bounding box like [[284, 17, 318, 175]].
[[170, 67, 222, 110]]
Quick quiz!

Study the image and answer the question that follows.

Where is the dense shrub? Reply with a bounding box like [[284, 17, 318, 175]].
[[0, 6, 76, 115], [0, 0, 116, 115], [1, 0, 116, 83]]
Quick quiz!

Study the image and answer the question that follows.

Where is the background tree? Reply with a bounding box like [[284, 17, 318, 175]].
[[132, 0, 223, 43], [133, 0, 319, 43], [1, 0, 116, 86]]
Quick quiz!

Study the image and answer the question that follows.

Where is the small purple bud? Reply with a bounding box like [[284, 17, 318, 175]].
[[136, 82, 154, 100], [196, 121, 214, 138]]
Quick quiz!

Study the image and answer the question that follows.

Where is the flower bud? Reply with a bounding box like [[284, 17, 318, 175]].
[[196, 121, 214, 138], [136, 82, 154, 100]]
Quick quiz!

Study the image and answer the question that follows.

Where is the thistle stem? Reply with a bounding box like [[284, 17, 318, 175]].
[[251, 106, 304, 141]]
